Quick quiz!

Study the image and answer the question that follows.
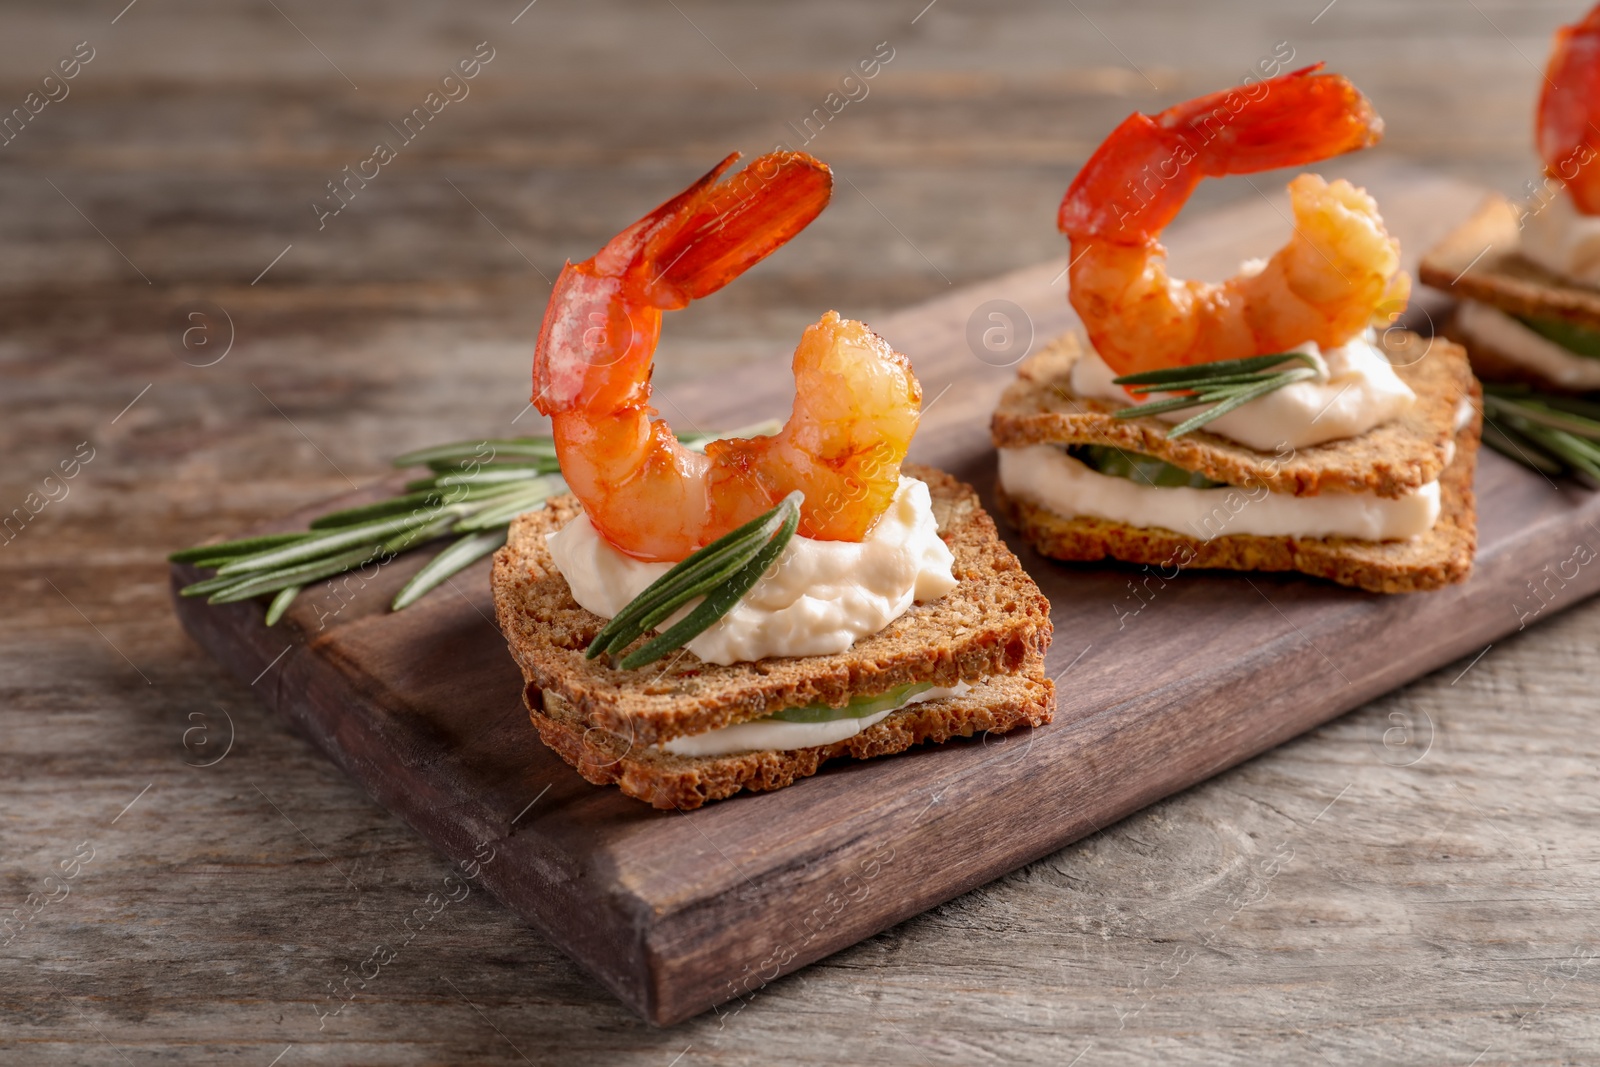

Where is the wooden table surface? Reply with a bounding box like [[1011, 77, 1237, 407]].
[[4, 1, 1598, 1063]]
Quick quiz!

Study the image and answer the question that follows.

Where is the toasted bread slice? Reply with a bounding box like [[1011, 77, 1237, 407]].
[[1419, 193, 1600, 330], [989, 331, 1482, 594], [528, 656, 1052, 809], [491, 464, 1054, 752], [990, 330, 1472, 498], [1420, 194, 1600, 391], [1436, 305, 1600, 391], [995, 420, 1479, 593]]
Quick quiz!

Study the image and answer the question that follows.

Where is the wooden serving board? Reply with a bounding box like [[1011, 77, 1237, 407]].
[[171, 162, 1600, 1026]]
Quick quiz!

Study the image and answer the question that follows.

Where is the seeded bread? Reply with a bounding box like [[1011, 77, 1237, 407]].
[[995, 414, 1479, 593], [989, 330, 1471, 498], [526, 656, 1052, 810], [491, 464, 1053, 748], [1435, 306, 1590, 391], [1419, 193, 1600, 330], [1419, 194, 1600, 391]]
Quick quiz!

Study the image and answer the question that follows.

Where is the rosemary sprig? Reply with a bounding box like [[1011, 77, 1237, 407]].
[[586, 491, 803, 670], [1480, 385, 1600, 483], [1111, 352, 1321, 438], [390, 528, 509, 611], [171, 421, 780, 625]]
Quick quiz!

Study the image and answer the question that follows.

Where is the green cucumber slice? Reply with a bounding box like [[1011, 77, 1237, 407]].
[[769, 681, 936, 724], [1515, 314, 1600, 360], [1064, 444, 1225, 489]]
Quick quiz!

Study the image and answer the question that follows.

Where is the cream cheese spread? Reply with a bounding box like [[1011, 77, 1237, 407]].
[[547, 476, 958, 666], [1453, 299, 1600, 390], [998, 444, 1440, 542], [1521, 188, 1600, 287], [657, 682, 973, 757], [1070, 330, 1416, 451]]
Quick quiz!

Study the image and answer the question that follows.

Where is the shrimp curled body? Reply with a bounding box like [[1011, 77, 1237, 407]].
[[533, 151, 921, 562], [1059, 64, 1410, 376]]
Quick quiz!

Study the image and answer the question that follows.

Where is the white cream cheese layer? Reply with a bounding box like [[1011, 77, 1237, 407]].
[[1070, 331, 1416, 451], [547, 476, 958, 666], [1454, 299, 1600, 390], [998, 444, 1440, 542], [1521, 188, 1600, 287], [658, 682, 972, 758]]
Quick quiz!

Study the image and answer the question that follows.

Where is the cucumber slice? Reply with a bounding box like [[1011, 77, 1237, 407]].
[[1064, 444, 1225, 489], [1515, 314, 1600, 359], [769, 681, 936, 723]]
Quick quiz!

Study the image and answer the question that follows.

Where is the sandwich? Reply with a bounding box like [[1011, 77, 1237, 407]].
[[991, 332, 1479, 594], [491, 150, 1053, 809], [992, 66, 1481, 594], [494, 465, 1052, 809], [1420, 4, 1600, 393]]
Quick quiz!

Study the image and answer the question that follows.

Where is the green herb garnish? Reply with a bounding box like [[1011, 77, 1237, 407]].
[[1480, 385, 1600, 483], [1110, 352, 1320, 438], [586, 491, 803, 671], [1515, 315, 1600, 360], [171, 422, 777, 622], [1064, 444, 1225, 489]]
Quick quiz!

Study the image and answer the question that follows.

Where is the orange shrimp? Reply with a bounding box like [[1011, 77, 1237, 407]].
[[532, 151, 921, 563], [1539, 3, 1600, 214], [1058, 64, 1409, 376]]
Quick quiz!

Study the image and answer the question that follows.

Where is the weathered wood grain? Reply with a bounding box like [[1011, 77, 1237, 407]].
[[7, 0, 1600, 1062], [160, 159, 1600, 1028]]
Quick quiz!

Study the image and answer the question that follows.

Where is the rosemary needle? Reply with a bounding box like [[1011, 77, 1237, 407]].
[[585, 491, 803, 671], [1481, 386, 1600, 484], [1111, 352, 1320, 438], [585, 492, 803, 667], [173, 425, 770, 620]]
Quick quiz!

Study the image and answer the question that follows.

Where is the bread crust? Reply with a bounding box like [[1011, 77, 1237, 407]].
[[1419, 194, 1600, 391], [1436, 307, 1589, 392], [526, 658, 1053, 810], [491, 464, 1053, 746], [994, 414, 1481, 595], [989, 331, 1470, 499], [1418, 193, 1600, 331]]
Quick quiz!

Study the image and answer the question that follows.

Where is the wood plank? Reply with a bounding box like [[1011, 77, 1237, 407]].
[[10, 2, 1600, 1060], [170, 161, 1600, 1025]]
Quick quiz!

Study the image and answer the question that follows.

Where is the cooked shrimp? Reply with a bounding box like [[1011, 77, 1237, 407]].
[[532, 151, 921, 562], [1539, 3, 1600, 214], [1058, 64, 1409, 376]]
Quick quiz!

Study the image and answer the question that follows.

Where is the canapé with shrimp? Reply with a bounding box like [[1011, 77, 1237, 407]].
[[991, 66, 1482, 594], [1421, 2, 1600, 394], [493, 150, 1054, 810]]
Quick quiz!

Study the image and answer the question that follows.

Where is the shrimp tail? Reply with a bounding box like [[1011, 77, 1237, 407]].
[[1538, 4, 1600, 213], [629, 151, 834, 305], [1058, 64, 1383, 244], [534, 151, 832, 413]]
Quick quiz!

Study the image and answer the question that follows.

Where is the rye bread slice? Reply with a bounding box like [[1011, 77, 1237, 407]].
[[1419, 193, 1600, 331], [990, 330, 1472, 499], [526, 655, 1052, 810], [490, 464, 1053, 747], [994, 410, 1481, 595], [1436, 305, 1600, 392], [1419, 194, 1600, 391]]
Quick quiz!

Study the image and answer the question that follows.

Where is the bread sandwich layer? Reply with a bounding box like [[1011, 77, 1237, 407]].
[[491, 463, 1056, 805], [990, 331, 1481, 593]]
